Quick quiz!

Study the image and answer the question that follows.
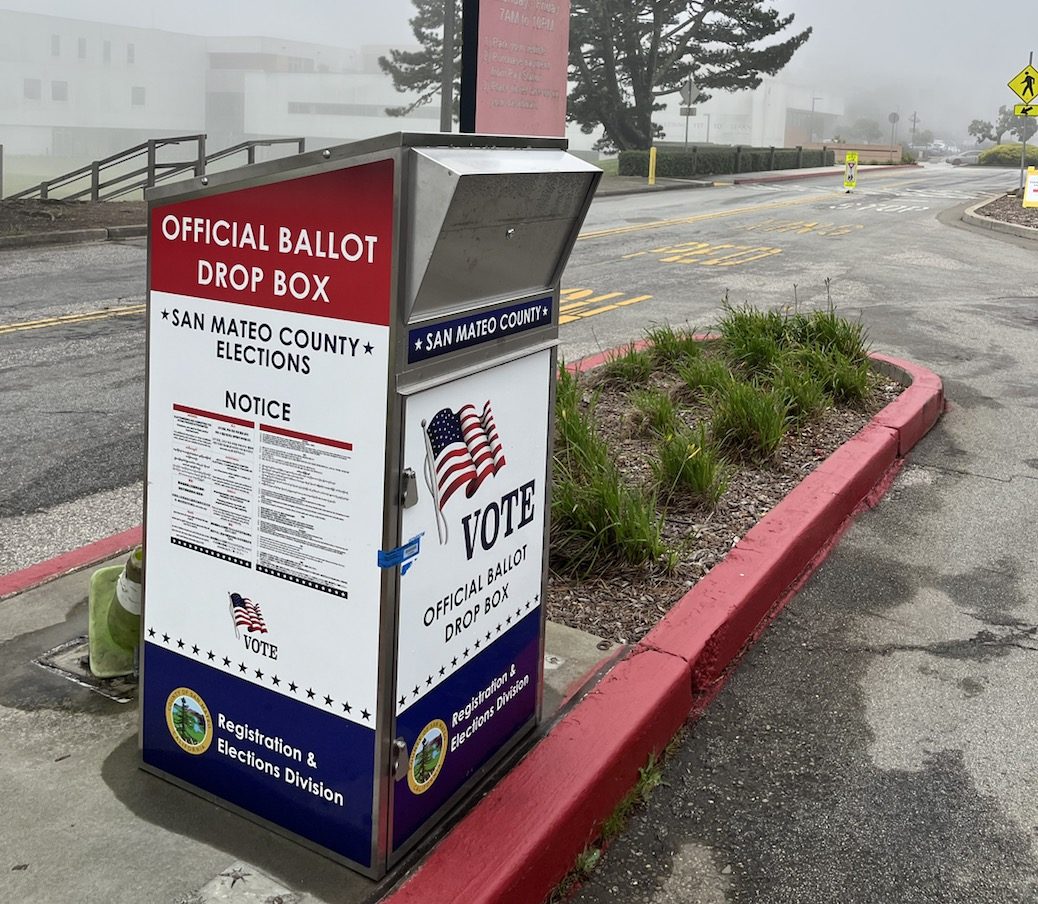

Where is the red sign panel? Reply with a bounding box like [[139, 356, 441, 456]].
[[475, 0, 570, 137], [150, 160, 394, 326]]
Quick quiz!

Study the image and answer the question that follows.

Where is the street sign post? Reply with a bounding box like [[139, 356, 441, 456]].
[[1008, 64, 1038, 103], [140, 133, 601, 877], [681, 80, 702, 146], [1009, 53, 1037, 192]]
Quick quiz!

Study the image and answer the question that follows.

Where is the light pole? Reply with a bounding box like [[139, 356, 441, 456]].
[[810, 95, 822, 143], [704, 113, 711, 144], [440, 0, 455, 132]]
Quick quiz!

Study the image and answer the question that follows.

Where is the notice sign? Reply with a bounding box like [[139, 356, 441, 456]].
[[1024, 166, 1038, 208], [391, 350, 550, 850], [475, 0, 570, 137], [141, 160, 394, 868]]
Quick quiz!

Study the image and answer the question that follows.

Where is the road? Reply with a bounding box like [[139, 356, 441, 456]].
[[0, 163, 1014, 574]]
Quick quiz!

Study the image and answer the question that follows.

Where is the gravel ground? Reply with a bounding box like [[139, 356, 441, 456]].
[[974, 191, 1038, 228], [545, 364, 902, 644]]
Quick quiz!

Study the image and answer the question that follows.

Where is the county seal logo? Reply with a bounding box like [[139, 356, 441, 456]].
[[165, 687, 213, 755], [408, 720, 448, 794]]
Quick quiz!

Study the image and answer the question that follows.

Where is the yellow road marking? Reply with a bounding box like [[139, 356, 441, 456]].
[[558, 291, 653, 325], [561, 291, 624, 312], [0, 303, 146, 336], [577, 174, 925, 242]]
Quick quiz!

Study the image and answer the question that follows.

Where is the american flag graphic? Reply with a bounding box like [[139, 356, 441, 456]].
[[425, 401, 507, 510], [229, 592, 267, 636]]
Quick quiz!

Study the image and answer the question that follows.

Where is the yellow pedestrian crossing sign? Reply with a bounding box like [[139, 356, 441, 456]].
[[1015, 104, 1038, 116], [843, 151, 858, 191], [1008, 64, 1038, 103]]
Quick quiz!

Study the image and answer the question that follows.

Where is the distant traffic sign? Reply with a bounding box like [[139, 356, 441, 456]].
[[1015, 103, 1038, 116], [1008, 64, 1038, 103]]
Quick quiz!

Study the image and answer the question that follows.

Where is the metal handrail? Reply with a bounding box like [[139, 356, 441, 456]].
[[5, 134, 207, 201], [4, 135, 306, 202]]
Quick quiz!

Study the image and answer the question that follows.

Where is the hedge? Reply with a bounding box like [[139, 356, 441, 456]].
[[979, 143, 1038, 166], [617, 146, 836, 178]]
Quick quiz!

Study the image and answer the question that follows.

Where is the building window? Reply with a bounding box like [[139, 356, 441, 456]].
[[52, 80, 68, 102], [127, 42, 135, 64], [103, 40, 111, 63], [131, 86, 146, 106], [78, 37, 87, 59], [23, 78, 41, 100], [50, 34, 60, 56]]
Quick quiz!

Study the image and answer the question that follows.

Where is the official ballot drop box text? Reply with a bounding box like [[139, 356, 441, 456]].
[[139, 133, 601, 876]]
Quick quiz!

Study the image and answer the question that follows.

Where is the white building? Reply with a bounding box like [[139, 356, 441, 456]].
[[0, 9, 436, 188], [656, 78, 845, 149]]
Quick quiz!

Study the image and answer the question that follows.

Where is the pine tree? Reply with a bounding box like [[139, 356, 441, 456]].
[[378, 0, 463, 118], [569, 0, 811, 150]]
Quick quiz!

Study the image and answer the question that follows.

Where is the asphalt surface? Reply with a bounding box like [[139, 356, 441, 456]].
[[566, 167, 1038, 901]]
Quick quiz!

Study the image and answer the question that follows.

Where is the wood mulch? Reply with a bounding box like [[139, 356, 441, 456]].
[[974, 191, 1038, 229], [545, 364, 902, 644]]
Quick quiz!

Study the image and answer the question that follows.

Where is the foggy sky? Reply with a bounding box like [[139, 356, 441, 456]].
[[3, 0, 1032, 140]]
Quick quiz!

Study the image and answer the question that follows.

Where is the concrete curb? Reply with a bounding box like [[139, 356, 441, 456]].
[[383, 352, 943, 904], [732, 163, 919, 185], [596, 179, 714, 197], [961, 196, 1038, 241], [0, 526, 141, 601], [0, 224, 147, 250]]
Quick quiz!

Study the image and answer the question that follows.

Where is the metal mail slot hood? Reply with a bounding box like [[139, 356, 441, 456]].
[[405, 146, 601, 322]]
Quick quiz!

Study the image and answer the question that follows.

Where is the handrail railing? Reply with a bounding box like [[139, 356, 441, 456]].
[[4, 135, 306, 202]]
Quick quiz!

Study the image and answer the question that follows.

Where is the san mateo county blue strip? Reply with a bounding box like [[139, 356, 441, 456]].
[[408, 297, 553, 364]]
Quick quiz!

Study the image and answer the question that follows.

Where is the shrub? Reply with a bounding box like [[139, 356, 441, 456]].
[[979, 143, 1038, 166], [711, 381, 787, 460], [617, 146, 834, 178]]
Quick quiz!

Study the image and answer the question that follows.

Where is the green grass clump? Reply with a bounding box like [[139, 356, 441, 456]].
[[772, 362, 829, 425], [631, 389, 681, 437], [653, 424, 728, 506], [553, 365, 669, 574], [711, 381, 788, 460], [793, 347, 871, 405], [677, 356, 731, 395], [600, 343, 654, 385], [644, 323, 702, 366]]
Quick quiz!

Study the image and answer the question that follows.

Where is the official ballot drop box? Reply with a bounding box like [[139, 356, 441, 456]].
[[139, 133, 601, 876]]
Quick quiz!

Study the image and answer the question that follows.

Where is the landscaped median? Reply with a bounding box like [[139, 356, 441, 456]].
[[383, 317, 943, 904]]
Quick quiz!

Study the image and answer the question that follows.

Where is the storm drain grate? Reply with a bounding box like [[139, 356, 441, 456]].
[[33, 635, 137, 703]]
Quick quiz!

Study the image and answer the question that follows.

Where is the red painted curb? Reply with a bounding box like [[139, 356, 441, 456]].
[[383, 349, 943, 904], [0, 526, 142, 601], [385, 648, 692, 904], [641, 422, 898, 689], [870, 353, 945, 454]]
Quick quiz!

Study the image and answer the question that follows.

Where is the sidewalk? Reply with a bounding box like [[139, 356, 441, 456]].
[[0, 352, 942, 904]]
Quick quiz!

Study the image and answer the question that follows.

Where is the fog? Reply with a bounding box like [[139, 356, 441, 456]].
[[773, 0, 1032, 143], [0, 0, 1033, 195]]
